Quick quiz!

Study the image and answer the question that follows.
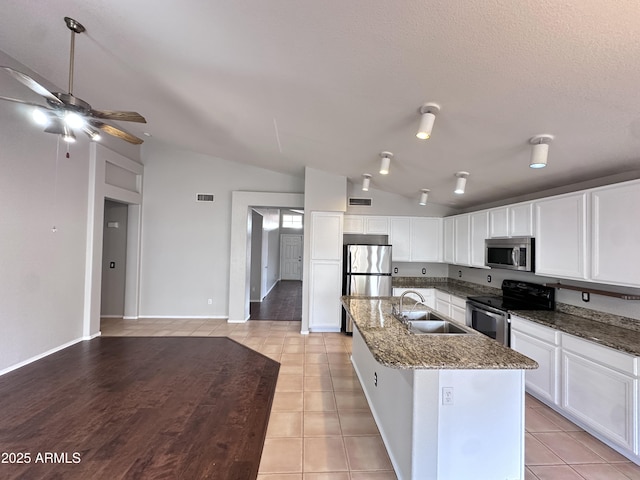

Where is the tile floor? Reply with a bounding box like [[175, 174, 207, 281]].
[[102, 318, 640, 480]]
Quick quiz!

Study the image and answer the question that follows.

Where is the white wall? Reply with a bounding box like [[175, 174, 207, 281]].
[[0, 49, 140, 373], [139, 141, 303, 318], [346, 183, 456, 217]]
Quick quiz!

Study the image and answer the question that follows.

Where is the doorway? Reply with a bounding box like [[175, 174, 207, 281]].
[[100, 200, 128, 318]]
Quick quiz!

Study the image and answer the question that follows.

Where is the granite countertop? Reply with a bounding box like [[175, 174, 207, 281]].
[[342, 296, 538, 370], [510, 309, 640, 357], [393, 277, 640, 357]]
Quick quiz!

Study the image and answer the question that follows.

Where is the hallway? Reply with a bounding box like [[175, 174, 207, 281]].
[[251, 280, 302, 321]]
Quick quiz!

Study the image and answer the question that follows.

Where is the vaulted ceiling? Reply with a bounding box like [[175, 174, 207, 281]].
[[1, 1, 640, 209]]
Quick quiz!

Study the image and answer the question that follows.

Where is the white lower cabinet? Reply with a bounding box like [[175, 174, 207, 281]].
[[562, 335, 637, 453], [510, 316, 560, 405], [511, 316, 640, 462], [392, 288, 435, 309]]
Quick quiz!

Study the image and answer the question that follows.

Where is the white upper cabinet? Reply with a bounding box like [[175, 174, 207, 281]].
[[389, 217, 412, 261], [389, 216, 442, 262], [365, 216, 389, 235], [489, 207, 509, 238], [590, 180, 640, 287], [343, 215, 389, 235], [453, 214, 471, 266], [510, 203, 535, 237], [443, 217, 455, 264], [489, 203, 534, 238], [535, 192, 588, 280], [469, 210, 489, 268], [311, 211, 343, 261], [343, 215, 365, 234], [411, 217, 443, 262]]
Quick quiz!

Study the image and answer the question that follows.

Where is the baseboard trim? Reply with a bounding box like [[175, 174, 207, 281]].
[[100, 315, 122, 318], [0, 336, 85, 377], [122, 316, 138, 320]]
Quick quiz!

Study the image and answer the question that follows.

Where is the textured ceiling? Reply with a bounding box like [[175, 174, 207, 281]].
[[1, 0, 640, 209]]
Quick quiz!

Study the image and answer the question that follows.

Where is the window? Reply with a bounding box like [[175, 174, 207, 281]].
[[282, 214, 303, 229]]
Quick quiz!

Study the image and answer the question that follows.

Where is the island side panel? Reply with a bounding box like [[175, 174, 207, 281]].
[[352, 326, 424, 480], [432, 368, 526, 480]]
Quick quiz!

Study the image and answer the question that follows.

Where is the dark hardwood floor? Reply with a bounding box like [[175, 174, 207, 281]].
[[250, 280, 302, 321], [0, 337, 279, 480]]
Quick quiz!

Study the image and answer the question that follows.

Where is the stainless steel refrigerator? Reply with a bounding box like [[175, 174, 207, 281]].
[[342, 244, 393, 333]]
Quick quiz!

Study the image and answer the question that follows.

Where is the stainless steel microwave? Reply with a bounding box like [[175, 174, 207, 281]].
[[485, 237, 535, 272]]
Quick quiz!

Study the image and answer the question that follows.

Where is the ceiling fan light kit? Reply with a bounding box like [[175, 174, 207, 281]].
[[0, 16, 147, 145]]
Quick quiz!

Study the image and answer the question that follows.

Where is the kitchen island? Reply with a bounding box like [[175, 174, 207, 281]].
[[342, 295, 537, 480]]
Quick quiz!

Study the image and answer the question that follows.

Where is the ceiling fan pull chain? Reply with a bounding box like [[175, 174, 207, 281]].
[[51, 137, 61, 233]]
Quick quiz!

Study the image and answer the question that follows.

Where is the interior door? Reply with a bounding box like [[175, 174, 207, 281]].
[[281, 234, 303, 280]]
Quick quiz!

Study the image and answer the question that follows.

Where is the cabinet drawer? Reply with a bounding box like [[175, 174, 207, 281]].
[[511, 316, 560, 345], [562, 334, 637, 376], [435, 290, 451, 302], [450, 295, 466, 309]]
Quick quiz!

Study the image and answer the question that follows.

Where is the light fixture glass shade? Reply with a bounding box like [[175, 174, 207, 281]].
[[62, 125, 76, 143], [83, 127, 102, 141], [419, 189, 430, 205], [416, 112, 436, 140], [379, 154, 391, 175], [64, 111, 85, 129], [32, 108, 49, 126], [530, 142, 549, 168], [454, 172, 469, 195], [362, 174, 371, 191]]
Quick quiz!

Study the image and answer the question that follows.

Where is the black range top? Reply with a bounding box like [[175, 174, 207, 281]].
[[468, 280, 555, 312]]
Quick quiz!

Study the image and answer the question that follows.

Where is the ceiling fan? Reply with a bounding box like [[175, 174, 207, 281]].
[[0, 16, 146, 145]]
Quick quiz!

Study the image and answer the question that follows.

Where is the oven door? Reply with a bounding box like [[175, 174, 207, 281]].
[[466, 301, 510, 346]]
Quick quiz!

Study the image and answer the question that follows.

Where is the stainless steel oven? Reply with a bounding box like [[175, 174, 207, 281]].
[[466, 300, 510, 346]]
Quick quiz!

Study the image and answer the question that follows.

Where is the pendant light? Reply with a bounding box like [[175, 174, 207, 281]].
[[379, 152, 393, 175], [454, 171, 469, 194], [361, 174, 372, 191], [529, 135, 553, 168], [419, 189, 430, 205], [416, 103, 440, 140]]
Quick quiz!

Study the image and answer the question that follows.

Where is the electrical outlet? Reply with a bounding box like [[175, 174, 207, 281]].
[[582, 292, 590, 302], [487, 274, 492, 283], [442, 387, 454, 405], [458, 270, 462, 278], [422, 268, 426, 275], [207, 298, 213, 305], [394, 267, 398, 274]]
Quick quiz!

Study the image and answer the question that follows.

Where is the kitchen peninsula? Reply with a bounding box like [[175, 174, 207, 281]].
[[342, 295, 537, 480]]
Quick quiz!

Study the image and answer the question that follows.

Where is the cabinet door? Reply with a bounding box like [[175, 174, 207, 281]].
[[510, 203, 534, 237], [389, 217, 411, 262], [454, 214, 470, 266], [311, 212, 343, 260], [443, 217, 455, 264], [470, 211, 489, 267], [535, 193, 588, 279], [489, 207, 509, 238], [308, 261, 342, 331], [562, 350, 636, 451], [411, 217, 443, 262], [511, 329, 559, 404], [343, 215, 364, 234], [365, 216, 389, 235], [591, 181, 640, 287]]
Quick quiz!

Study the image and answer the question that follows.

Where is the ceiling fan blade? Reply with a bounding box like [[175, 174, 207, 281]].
[[91, 121, 144, 145], [0, 95, 52, 109], [1, 66, 63, 105], [90, 109, 147, 123]]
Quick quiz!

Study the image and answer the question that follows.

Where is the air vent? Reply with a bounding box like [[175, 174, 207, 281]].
[[348, 197, 372, 206], [196, 194, 215, 202]]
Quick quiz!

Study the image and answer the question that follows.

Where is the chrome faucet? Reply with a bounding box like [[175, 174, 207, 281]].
[[398, 290, 426, 314]]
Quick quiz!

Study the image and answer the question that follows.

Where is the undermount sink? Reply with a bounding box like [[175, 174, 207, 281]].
[[395, 310, 444, 322], [408, 320, 472, 335]]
